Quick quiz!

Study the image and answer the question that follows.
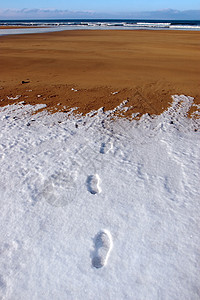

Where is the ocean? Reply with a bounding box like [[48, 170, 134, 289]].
[[1, 19, 200, 30]]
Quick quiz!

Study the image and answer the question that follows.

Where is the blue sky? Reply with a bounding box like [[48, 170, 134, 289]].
[[0, 1, 200, 19], [1, 0, 200, 12]]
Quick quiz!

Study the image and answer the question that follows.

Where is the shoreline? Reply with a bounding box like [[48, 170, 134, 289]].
[[0, 29, 200, 117], [0, 26, 48, 29]]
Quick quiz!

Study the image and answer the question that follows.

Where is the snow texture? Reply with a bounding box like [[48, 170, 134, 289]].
[[0, 95, 200, 299]]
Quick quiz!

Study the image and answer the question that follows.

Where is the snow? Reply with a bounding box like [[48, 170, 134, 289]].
[[0, 95, 200, 299]]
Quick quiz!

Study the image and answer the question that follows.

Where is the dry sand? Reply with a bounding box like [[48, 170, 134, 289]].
[[0, 29, 200, 116]]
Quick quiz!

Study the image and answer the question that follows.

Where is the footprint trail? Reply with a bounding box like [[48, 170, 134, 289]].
[[87, 174, 101, 194], [100, 141, 113, 154], [92, 230, 113, 269]]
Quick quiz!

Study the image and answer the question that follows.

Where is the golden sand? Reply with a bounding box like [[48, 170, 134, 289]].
[[0, 29, 200, 116]]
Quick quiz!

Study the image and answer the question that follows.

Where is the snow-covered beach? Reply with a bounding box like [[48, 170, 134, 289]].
[[0, 95, 199, 299]]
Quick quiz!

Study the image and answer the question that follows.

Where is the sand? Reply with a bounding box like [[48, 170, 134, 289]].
[[0, 29, 200, 116]]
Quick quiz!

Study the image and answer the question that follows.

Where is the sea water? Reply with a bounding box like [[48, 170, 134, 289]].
[[0, 19, 200, 36]]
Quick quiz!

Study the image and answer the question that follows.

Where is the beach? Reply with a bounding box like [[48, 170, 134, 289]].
[[0, 29, 200, 116], [0, 27, 200, 299]]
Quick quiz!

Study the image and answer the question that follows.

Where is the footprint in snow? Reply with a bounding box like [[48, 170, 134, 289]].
[[42, 171, 77, 207], [87, 174, 101, 194], [92, 230, 113, 268], [0, 274, 7, 296], [100, 141, 113, 154]]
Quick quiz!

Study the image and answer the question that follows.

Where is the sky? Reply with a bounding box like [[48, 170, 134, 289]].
[[1, 0, 200, 12], [0, 0, 200, 19]]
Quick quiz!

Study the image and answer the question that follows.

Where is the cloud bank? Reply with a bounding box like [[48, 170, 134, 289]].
[[0, 8, 200, 20]]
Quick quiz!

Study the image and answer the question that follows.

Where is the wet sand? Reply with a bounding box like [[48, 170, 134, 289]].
[[0, 29, 200, 116], [0, 26, 47, 29]]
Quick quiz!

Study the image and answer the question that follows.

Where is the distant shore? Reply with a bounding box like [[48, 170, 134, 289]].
[[0, 29, 200, 116]]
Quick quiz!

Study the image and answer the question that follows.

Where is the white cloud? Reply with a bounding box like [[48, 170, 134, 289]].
[[0, 8, 199, 20], [0, 8, 96, 19]]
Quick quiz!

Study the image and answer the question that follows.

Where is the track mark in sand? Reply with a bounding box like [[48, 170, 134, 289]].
[[92, 230, 113, 268], [100, 141, 113, 154], [87, 174, 101, 194]]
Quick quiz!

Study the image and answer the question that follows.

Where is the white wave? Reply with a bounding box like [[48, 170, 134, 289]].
[[136, 22, 171, 28], [170, 25, 200, 29]]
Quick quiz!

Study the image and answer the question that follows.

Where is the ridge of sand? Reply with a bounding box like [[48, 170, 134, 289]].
[[0, 30, 200, 116]]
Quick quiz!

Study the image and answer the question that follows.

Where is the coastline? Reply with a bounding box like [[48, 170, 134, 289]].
[[0, 26, 48, 29], [0, 29, 200, 117]]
